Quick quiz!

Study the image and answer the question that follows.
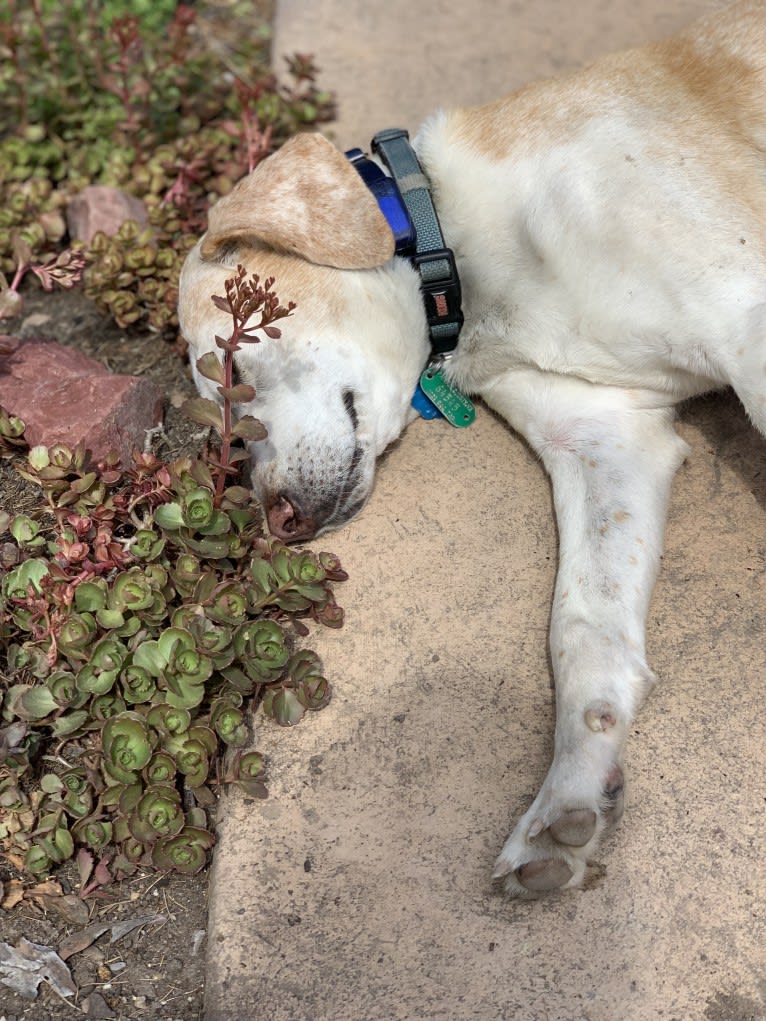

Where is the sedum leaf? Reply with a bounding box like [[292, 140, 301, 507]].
[[180, 397, 223, 430], [231, 415, 267, 441], [195, 351, 225, 385]]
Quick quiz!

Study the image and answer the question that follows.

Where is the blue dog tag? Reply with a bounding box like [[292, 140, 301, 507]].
[[411, 381, 444, 420]]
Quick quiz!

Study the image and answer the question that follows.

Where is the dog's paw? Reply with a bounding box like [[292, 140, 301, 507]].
[[492, 762, 624, 896]]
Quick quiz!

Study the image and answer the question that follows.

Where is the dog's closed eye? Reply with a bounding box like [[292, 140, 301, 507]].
[[342, 388, 359, 430]]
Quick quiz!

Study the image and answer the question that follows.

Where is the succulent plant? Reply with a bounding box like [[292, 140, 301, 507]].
[[0, 267, 347, 883], [0, 2, 334, 332]]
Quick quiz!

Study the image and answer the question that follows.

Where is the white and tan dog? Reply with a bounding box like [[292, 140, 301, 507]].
[[179, 0, 766, 895]]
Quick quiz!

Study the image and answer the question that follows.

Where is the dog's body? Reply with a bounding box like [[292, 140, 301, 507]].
[[179, 0, 766, 894]]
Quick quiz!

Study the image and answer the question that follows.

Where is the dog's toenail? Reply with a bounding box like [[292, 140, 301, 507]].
[[584, 701, 617, 732], [492, 858, 513, 880], [516, 859, 573, 892], [528, 817, 545, 840], [602, 763, 625, 824], [548, 809, 597, 847]]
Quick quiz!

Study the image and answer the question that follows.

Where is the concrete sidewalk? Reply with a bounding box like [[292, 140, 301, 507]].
[[204, 2, 766, 1019]]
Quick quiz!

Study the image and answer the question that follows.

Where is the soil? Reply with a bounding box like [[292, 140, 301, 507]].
[[0, 2, 278, 1017]]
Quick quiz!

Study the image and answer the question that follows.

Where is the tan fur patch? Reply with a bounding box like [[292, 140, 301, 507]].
[[200, 133, 395, 270]]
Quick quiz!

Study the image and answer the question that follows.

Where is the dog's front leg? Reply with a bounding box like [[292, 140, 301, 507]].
[[482, 370, 689, 894]]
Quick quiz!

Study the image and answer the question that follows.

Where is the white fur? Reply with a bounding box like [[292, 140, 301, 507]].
[[179, 1, 766, 894]]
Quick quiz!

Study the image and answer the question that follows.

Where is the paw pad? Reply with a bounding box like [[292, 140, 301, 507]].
[[516, 858, 573, 892], [548, 808, 597, 847]]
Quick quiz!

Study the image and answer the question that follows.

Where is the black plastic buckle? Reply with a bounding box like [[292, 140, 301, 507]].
[[412, 247, 464, 334]]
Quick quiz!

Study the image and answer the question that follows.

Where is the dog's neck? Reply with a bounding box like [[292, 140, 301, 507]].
[[347, 130, 464, 363]]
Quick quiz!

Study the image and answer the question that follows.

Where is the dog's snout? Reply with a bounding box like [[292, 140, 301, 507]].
[[266, 495, 317, 542]]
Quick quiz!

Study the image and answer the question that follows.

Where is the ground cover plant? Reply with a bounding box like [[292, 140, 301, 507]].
[[0, 266, 347, 890], [0, 3, 341, 1014], [0, 0, 333, 331]]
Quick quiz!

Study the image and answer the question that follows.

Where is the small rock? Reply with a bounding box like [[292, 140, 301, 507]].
[[0, 338, 163, 466], [82, 991, 117, 1019], [19, 312, 53, 333], [66, 186, 149, 244]]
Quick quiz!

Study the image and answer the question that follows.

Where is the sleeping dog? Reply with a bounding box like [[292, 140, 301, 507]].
[[178, 0, 766, 895]]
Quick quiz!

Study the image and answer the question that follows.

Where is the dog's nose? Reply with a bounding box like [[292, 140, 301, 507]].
[[266, 495, 317, 542]]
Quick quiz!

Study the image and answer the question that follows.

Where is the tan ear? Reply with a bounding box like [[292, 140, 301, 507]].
[[199, 133, 395, 269]]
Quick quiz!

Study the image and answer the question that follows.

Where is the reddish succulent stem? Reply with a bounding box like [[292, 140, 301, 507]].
[[9, 262, 27, 292], [214, 340, 237, 508]]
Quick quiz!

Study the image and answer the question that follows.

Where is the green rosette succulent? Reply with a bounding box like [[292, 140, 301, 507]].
[[120, 662, 157, 704], [125, 837, 150, 863], [143, 751, 177, 787], [288, 551, 328, 598], [128, 786, 185, 844], [46, 669, 81, 708], [107, 568, 155, 613], [164, 731, 211, 788], [158, 628, 213, 709], [146, 704, 191, 739], [182, 615, 234, 670], [151, 826, 215, 875], [76, 638, 127, 695], [101, 712, 153, 785], [5, 684, 58, 722], [210, 698, 247, 747], [32, 818, 74, 865], [91, 693, 128, 721], [24, 844, 53, 877], [131, 528, 166, 561], [53, 770, 93, 817], [132, 628, 212, 709], [73, 580, 107, 613], [180, 487, 216, 530], [233, 750, 267, 798], [57, 612, 97, 661], [232, 619, 289, 684], [71, 816, 113, 852], [288, 650, 331, 711], [261, 686, 306, 727], [169, 553, 203, 598], [204, 580, 248, 627], [2, 558, 49, 602], [7, 642, 49, 679]]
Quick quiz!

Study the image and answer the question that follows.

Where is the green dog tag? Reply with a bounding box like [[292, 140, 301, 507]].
[[419, 366, 475, 428]]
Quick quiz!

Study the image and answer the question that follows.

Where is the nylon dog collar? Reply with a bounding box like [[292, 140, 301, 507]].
[[346, 129, 464, 358]]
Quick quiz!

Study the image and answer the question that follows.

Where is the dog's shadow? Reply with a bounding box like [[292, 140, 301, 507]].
[[676, 389, 766, 510]]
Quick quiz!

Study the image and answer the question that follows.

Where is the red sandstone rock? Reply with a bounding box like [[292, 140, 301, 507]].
[[66, 186, 150, 244], [0, 339, 163, 466]]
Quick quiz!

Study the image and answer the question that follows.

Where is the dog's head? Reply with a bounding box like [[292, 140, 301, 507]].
[[178, 133, 429, 540]]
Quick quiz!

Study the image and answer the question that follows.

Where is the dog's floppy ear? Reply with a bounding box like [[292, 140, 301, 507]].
[[199, 133, 395, 270]]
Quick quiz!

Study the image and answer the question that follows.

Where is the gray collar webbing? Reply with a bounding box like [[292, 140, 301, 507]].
[[371, 128, 464, 356]]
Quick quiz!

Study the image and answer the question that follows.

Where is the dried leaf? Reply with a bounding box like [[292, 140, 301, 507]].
[[77, 847, 95, 888], [58, 921, 111, 960], [1, 879, 25, 910], [37, 893, 90, 926], [29, 880, 63, 899], [0, 937, 76, 1000], [109, 912, 165, 943]]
